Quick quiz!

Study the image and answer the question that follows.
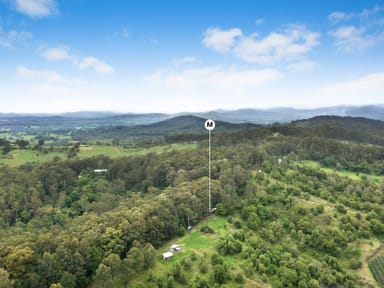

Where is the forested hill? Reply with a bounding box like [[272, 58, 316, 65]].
[[70, 114, 384, 145], [294, 115, 384, 132], [270, 115, 384, 146], [72, 115, 258, 140]]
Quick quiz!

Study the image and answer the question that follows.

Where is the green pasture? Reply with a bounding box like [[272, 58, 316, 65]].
[[298, 160, 384, 182], [0, 150, 64, 166], [0, 143, 197, 167]]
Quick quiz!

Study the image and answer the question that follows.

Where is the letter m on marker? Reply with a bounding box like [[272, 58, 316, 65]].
[[206, 121, 214, 128]]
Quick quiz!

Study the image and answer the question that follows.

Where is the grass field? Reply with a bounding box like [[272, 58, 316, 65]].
[[358, 239, 381, 287], [0, 150, 64, 166], [298, 160, 384, 182], [0, 143, 197, 167]]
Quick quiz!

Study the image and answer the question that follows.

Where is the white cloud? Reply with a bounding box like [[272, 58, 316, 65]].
[[147, 65, 282, 90], [76, 57, 114, 73], [13, 65, 117, 113], [321, 72, 384, 97], [287, 60, 315, 71], [39, 46, 115, 74], [145, 65, 283, 112], [202, 25, 319, 65], [234, 25, 319, 64], [40, 46, 71, 61], [330, 25, 383, 52], [202, 27, 242, 53], [16, 65, 81, 85], [13, 0, 58, 18], [329, 5, 384, 52], [328, 5, 383, 24], [328, 12, 349, 24], [171, 56, 198, 68], [0, 24, 32, 48], [361, 5, 384, 19]]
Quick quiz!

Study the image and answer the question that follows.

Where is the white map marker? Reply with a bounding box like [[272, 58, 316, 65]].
[[205, 119, 215, 213]]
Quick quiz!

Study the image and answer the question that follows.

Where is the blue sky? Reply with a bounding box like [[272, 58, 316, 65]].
[[1, 0, 384, 113]]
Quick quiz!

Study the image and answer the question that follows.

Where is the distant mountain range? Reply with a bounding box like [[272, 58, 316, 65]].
[[194, 105, 384, 124], [71, 115, 258, 140], [1, 105, 384, 131]]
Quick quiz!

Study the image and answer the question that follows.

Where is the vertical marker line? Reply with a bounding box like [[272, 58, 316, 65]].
[[205, 119, 215, 213], [208, 129, 211, 213]]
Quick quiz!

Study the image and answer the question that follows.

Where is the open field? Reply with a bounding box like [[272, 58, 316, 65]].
[[126, 216, 267, 288], [298, 160, 384, 182], [0, 143, 198, 167]]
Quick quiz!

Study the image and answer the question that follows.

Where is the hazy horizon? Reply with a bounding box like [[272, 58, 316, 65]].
[[1, 103, 384, 116], [1, 0, 384, 113]]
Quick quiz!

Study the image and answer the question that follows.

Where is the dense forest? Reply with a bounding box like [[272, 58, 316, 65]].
[[1, 116, 384, 287]]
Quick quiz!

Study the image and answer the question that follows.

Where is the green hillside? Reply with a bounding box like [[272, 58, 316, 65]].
[[0, 117, 384, 287]]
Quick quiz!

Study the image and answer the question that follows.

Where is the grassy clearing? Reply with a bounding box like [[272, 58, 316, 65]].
[[78, 143, 197, 159], [358, 239, 381, 287], [298, 160, 384, 182], [0, 150, 64, 167], [127, 216, 259, 288], [0, 143, 197, 167]]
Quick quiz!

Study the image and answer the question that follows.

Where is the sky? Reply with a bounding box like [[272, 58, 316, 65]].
[[1, 0, 384, 113]]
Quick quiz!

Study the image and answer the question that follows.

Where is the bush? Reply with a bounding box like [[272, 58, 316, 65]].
[[234, 220, 242, 229], [235, 272, 245, 284], [200, 225, 214, 234]]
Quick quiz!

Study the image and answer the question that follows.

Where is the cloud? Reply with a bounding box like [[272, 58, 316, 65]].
[[202, 27, 242, 53], [329, 5, 384, 52], [13, 65, 116, 113], [76, 57, 115, 73], [328, 12, 350, 24], [287, 60, 315, 71], [110, 27, 129, 39], [171, 56, 198, 67], [16, 65, 81, 85], [203, 25, 319, 65], [145, 65, 283, 112], [39, 46, 115, 73], [13, 0, 58, 18], [234, 25, 319, 64], [321, 72, 384, 97], [40, 46, 71, 60], [147, 65, 282, 90], [328, 5, 383, 24], [0, 24, 33, 48], [329, 26, 382, 52]]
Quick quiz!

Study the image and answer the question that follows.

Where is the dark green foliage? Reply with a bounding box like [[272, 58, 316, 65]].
[[200, 225, 214, 234], [216, 235, 243, 255]]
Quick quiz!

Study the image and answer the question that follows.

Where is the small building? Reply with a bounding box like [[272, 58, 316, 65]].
[[170, 244, 182, 252], [94, 169, 108, 173], [162, 252, 174, 260]]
